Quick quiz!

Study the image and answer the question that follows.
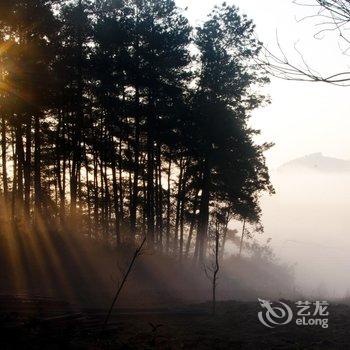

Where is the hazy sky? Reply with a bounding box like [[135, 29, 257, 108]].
[[176, 0, 350, 168]]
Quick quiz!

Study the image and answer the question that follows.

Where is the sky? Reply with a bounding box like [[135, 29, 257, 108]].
[[176, 0, 350, 169]]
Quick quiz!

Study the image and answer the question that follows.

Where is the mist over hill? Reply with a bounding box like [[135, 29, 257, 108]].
[[258, 153, 350, 297], [277, 152, 350, 173]]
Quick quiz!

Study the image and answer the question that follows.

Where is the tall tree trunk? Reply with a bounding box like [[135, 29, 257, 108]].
[[146, 107, 155, 247], [130, 88, 140, 238], [70, 149, 79, 220], [56, 113, 65, 222], [154, 159, 159, 245], [174, 156, 184, 253], [15, 122, 24, 218], [70, 0, 84, 224], [156, 145, 163, 250], [185, 189, 199, 258], [24, 117, 32, 218], [179, 160, 189, 260], [212, 223, 220, 316], [239, 220, 246, 257], [11, 130, 17, 221], [220, 213, 229, 260], [118, 138, 124, 227], [85, 156, 92, 237], [34, 114, 41, 218], [93, 153, 99, 236], [111, 156, 121, 245], [99, 160, 109, 239], [62, 146, 67, 221], [1, 116, 8, 201], [197, 159, 210, 264], [142, 171, 147, 237], [166, 158, 171, 253], [179, 194, 185, 261]]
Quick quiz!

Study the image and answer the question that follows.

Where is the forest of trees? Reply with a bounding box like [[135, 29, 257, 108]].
[[0, 0, 274, 264]]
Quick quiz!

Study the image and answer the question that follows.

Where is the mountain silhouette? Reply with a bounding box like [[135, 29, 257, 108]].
[[278, 153, 350, 173]]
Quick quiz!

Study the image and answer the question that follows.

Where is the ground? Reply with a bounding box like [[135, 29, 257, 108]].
[[0, 296, 349, 349]]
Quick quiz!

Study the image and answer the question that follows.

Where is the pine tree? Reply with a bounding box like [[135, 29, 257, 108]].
[[191, 4, 273, 263]]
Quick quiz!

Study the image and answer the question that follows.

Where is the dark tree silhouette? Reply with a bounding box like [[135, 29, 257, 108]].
[[190, 4, 273, 263], [0, 0, 273, 268]]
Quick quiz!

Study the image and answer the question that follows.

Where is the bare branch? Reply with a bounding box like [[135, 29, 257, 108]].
[[100, 236, 147, 338], [258, 0, 350, 85], [259, 38, 350, 86]]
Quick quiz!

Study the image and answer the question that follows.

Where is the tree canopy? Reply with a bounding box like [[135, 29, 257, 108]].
[[0, 0, 273, 263]]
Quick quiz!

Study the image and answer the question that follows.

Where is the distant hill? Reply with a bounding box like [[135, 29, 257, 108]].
[[278, 153, 350, 173]]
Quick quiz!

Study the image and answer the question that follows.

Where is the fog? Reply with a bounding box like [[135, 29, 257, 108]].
[[258, 158, 350, 298]]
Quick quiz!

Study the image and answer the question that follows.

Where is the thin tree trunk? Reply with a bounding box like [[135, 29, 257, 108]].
[[99, 161, 110, 239], [118, 138, 124, 226], [56, 113, 65, 222], [174, 156, 184, 253], [24, 117, 31, 218], [212, 224, 220, 316], [85, 156, 92, 237], [179, 196, 185, 261], [1, 116, 8, 201], [156, 146, 163, 250], [239, 220, 246, 257], [112, 155, 121, 244], [15, 123, 25, 218], [221, 223, 228, 260], [166, 158, 171, 253], [185, 189, 199, 258], [146, 111, 155, 247], [197, 159, 210, 264], [11, 130, 17, 221], [34, 114, 41, 219], [93, 153, 99, 236], [130, 88, 140, 238], [70, 0, 84, 225]]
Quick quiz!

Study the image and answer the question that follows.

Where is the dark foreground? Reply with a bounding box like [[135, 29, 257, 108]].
[[0, 296, 349, 349]]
